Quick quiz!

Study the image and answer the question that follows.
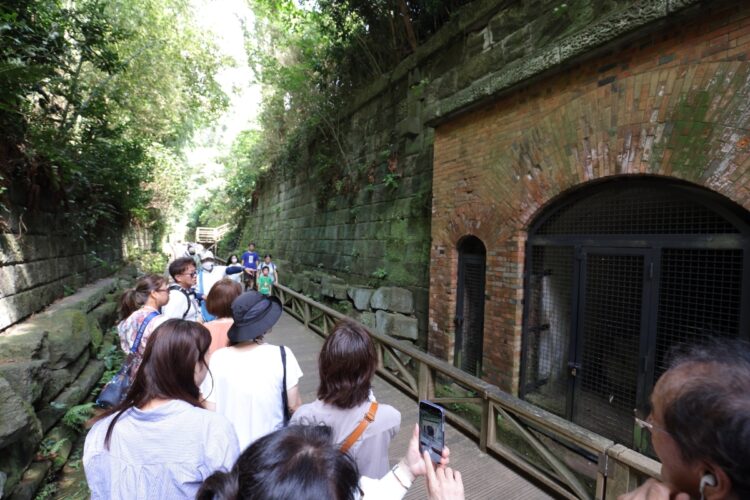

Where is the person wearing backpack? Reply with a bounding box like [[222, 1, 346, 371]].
[[162, 257, 202, 322]]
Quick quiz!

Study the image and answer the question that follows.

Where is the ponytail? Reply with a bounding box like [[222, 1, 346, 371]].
[[118, 288, 141, 320], [196, 468, 239, 500], [118, 274, 167, 320]]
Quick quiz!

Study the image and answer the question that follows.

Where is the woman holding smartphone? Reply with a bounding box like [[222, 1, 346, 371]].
[[197, 423, 464, 500]]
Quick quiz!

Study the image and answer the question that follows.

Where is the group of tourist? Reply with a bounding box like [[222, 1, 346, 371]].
[[87, 242, 749, 500], [85, 244, 463, 499]]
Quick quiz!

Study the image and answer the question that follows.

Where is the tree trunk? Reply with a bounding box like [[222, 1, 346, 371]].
[[397, 0, 418, 52]]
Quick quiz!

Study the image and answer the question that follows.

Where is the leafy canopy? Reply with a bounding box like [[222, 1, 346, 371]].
[[0, 0, 228, 236]]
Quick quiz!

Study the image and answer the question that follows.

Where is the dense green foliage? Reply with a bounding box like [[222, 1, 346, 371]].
[[195, 0, 469, 235], [0, 0, 227, 236]]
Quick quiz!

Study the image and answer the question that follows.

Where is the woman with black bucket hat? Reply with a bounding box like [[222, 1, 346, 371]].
[[200, 291, 303, 450]]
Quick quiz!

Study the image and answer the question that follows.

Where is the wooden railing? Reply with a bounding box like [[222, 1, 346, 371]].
[[272, 283, 661, 500], [195, 223, 231, 244]]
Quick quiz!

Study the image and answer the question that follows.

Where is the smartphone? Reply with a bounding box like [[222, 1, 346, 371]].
[[419, 400, 446, 463]]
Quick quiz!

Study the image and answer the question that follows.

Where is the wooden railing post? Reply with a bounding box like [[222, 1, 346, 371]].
[[417, 361, 434, 401], [303, 302, 310, 329], [596, 452, 608, 500], [601, 445, 660, 499], [479, 397, 491, 452]]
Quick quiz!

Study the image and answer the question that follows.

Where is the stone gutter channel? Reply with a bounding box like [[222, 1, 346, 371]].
[[0, 267, 137, 500]]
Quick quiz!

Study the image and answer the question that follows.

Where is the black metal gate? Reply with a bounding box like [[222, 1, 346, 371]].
[[455, 236, 486, 376], [520, 179, 750, 450], [573, 249, 651, 445]]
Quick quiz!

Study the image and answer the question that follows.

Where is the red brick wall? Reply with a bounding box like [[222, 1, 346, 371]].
[[429, 3, 750, 394]]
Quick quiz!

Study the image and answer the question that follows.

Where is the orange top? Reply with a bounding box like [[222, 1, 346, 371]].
[[204, 318, 233, 359]]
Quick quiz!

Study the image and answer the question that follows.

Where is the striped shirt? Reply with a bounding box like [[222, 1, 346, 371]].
[[84, 399, 239, 499]]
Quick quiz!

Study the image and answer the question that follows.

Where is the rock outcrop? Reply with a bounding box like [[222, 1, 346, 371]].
[[0, 275, 127, 499]]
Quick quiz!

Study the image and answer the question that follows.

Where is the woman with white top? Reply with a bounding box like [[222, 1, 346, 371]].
[[226, 254, 243, 284], [84, 319, 239, 499], [201, 291, 303, 450]]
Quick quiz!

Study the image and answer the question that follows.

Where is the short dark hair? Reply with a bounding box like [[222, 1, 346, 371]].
[[317, 320, 377, 409], [169, 257, 195, 279], [248, 242, 255, 247], [196, 425, 360, 500], [264, 253, 272, 259], [662, 339, 750, 497], [206, 279, 242, 318]]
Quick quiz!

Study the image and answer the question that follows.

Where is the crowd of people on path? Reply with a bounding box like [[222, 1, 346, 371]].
[[85, 240, 750, 500]]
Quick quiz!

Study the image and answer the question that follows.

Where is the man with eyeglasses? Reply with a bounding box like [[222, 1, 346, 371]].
[[620, 339, 750, 500], [162, 257, 202, 322]]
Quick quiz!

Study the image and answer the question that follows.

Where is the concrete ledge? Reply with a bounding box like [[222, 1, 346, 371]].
[[37, 359, 104, 433], [424, 0, 703, 125]]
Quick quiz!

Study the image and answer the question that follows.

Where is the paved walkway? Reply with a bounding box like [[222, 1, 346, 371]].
[[273, 312, 552, 500]]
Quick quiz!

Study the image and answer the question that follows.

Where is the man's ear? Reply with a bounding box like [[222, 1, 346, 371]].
[[705, 465, 731, 500]]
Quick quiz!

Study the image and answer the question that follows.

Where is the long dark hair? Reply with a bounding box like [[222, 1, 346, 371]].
[[317, 320, 377, 409], [196, 425, 360, 500], [118, 274, 167, 320], [95, 319, 212, 448]]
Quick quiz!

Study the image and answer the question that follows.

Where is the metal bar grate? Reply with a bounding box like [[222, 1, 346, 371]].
[[537, 187, 739, 235], [523, 179, 748, 451], [576, 253, 643, 446], [522, 246, 574, 417], [459, 255, 486, 375], [655, 248, 744, 379]]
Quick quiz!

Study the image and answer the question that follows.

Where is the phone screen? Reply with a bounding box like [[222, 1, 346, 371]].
[[419, 400, 445, 463]]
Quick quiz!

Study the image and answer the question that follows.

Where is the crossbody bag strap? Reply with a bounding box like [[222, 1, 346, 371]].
[[280, 345, 289, 424], [339, 401, 379, 453], [131, 311, 159, 354], [171, 284, 191, 319]]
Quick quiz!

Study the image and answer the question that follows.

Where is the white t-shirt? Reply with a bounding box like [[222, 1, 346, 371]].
[[161, 287, 201, 322], [202, 344, 303, 450], [198, 266, 228, 296]]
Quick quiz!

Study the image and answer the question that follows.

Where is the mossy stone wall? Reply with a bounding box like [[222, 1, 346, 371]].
[[239, 0, 703, 341]]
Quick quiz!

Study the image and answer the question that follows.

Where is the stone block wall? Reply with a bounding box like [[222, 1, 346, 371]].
[[1, 183, 126, 333], [429, 1, 750, 392], [241, 0, 704, 344]]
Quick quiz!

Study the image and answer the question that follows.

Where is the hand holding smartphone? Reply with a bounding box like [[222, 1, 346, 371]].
[[419, 400, 446, 463]]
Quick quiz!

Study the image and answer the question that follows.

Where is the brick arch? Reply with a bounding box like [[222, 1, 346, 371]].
[[496, 59, 750, 237], [430, 16, 750, 392], [516, 173, 750, 236]]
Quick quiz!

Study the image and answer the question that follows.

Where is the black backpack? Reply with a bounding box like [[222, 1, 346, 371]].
[[168, 284, 192, 319]]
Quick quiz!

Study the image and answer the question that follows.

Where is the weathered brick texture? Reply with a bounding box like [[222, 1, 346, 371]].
[[430, 3, 750, 393]]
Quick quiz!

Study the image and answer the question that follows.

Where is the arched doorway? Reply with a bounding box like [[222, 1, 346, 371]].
[[455, 236, 487, 377], [520, 178, 750, 451]]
